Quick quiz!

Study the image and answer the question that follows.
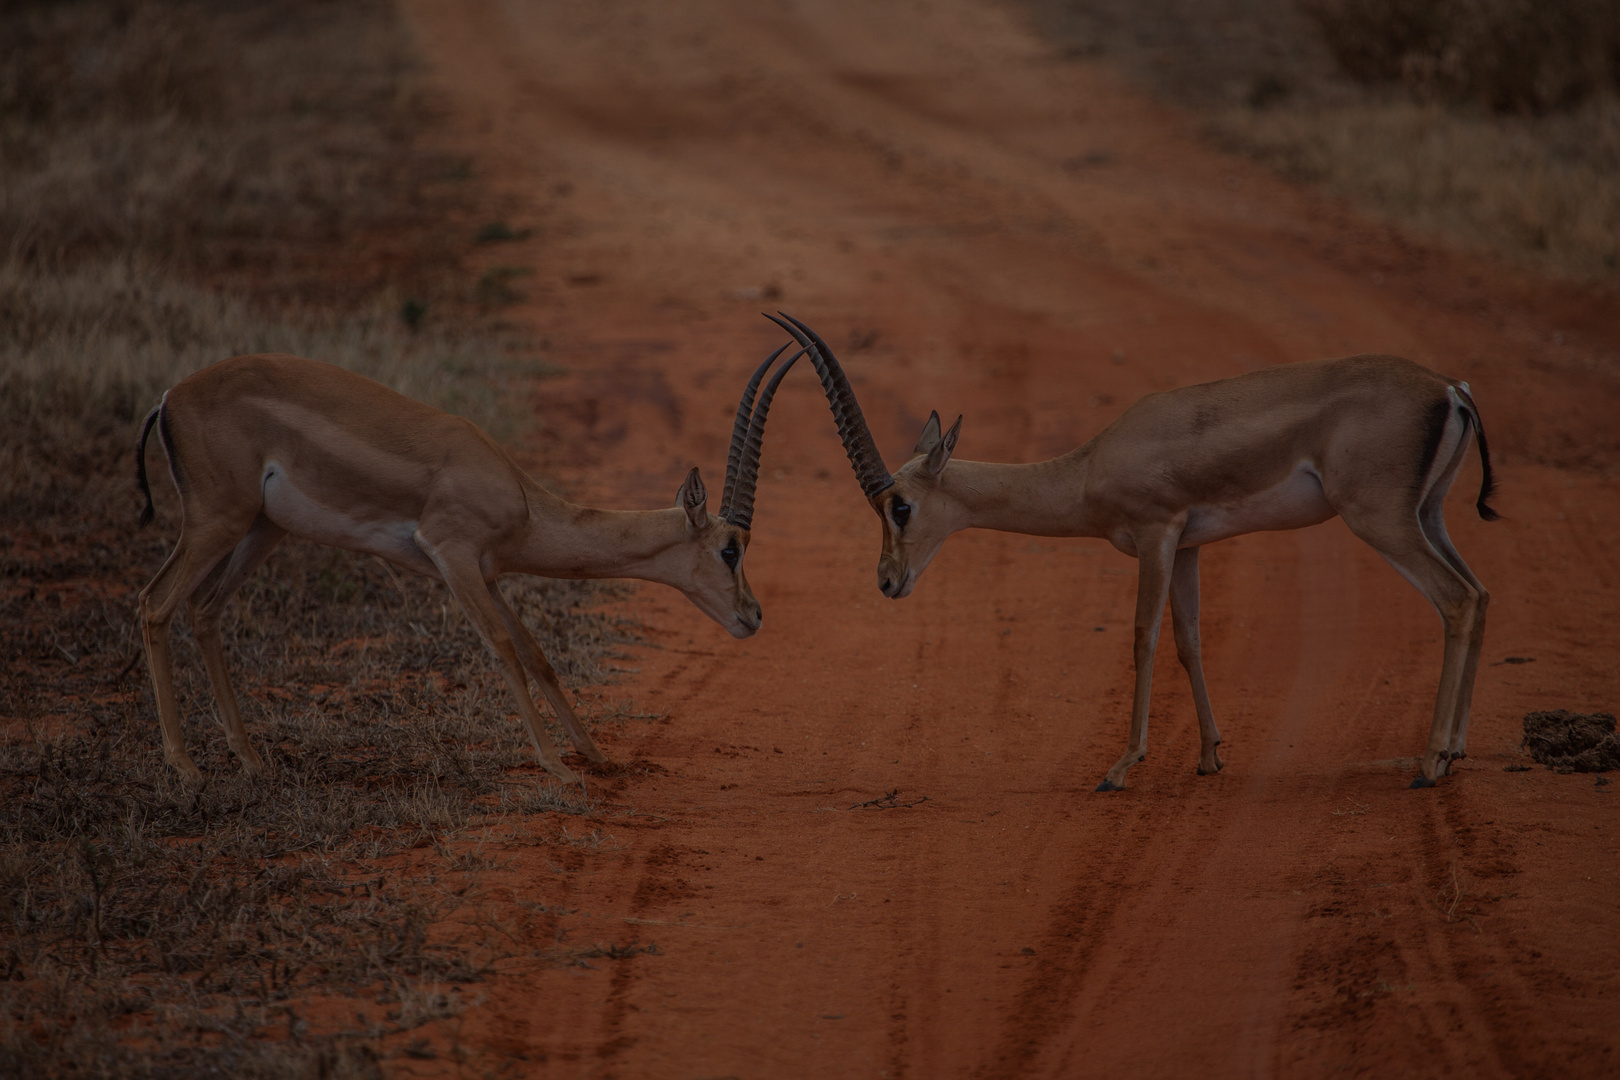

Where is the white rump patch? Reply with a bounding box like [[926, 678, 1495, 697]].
[[260, 462, 434, 575]]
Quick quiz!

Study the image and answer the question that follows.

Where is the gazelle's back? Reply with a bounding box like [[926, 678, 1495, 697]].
[[161, 354, 520, 523], [1086, 355, 1455, 507]]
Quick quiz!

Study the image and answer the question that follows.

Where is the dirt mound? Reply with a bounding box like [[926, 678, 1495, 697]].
[[1522, 710, 1620, 772]]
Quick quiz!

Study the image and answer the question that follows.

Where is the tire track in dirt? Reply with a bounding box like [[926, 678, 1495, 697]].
[[1424, 792, 1556, 1077], [1279, 752, 1593, 1077], [1280, 789, 1511, 1075], [975, 524, 1361, 1077], [875, 527, 1136, 1079], [590, 841, 708, 1066], [393, 1, 1620, 1074]]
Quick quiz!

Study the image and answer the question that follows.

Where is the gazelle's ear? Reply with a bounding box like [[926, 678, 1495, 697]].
[[676, 466, 708, 529], [924, 415, 961, 477], [912, 410, 943, 456]]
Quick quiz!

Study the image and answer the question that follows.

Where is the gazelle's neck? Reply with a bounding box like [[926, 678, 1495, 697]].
[[508, 482, 691, 582], [940, 455, 1098, 538]]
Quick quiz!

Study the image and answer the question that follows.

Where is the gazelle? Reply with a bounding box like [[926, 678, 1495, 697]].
[[771, 314, 1496, 790], [135, 344, 801, 786]]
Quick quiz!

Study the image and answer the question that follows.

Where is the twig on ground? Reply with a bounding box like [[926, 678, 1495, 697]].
[[848, 789, 930, 810]]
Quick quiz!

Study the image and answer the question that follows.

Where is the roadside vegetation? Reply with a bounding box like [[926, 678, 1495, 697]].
[[1, 1, 635, 1073], [1026, 0, 1620, 283]]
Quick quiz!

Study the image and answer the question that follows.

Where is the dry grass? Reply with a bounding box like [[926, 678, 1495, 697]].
[[1023, 0, 1620, 282], [0, 550, 625, 1074], [1, 1, 639, 1073], [1209, 95, 1620, 278], [1, 0, 466, 302], [1301, 0, 1620, 115]]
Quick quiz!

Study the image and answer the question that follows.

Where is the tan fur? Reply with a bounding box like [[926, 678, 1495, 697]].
[[138, 353, 762, 786], [865, 355, 1493, 790]]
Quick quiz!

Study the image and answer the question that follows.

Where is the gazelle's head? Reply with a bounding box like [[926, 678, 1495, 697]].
[[764, 313, 960, 601], [668, 344, 801, 638], [668, 467, 760, 637], [871, 410, 961, 598]]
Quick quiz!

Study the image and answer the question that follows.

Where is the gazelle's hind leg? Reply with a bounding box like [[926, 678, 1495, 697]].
[[187, 515, 288, 774], [139, 522, 257, 781], [1169, 546, 1224, 776], [1342, 506, 1484, 787], [1332, 395, 1488, 787], [1360, 536, 1479, 786], [1417, 440, 1489, 763], [486, 581, 608, 764]]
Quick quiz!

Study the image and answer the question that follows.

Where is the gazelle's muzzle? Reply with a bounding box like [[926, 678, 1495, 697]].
[[734, 595, 762, 635], [878, 556, 912, 599]]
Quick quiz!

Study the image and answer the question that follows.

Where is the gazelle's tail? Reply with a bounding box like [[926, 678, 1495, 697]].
[[1454, 383, 1498, 521], [136, 399, 163, 526]]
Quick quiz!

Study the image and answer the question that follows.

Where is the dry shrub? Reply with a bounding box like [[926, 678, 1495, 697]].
[[1021, 1, 1620, 280], [1301, 0, 1620, 114], [1209, 95, 1620, 276], [1273, 0, 1620, 275], [1017, 0, 1335, 106], [0, 0, 465, 302]]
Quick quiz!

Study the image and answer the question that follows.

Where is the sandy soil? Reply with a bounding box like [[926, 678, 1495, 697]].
[[388, 1, 1618, 1075]]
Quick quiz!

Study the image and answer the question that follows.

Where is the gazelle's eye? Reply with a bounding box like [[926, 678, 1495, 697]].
[[720, 543, 740, 569], [891, 501, 911, 529]]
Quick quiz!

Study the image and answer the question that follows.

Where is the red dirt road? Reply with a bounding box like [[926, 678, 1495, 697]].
[[395, 2, 1618, 1075]]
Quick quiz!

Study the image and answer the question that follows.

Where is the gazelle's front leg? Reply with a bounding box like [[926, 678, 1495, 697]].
[[414, 533, 580, 786], [188, 515, 287, 774], [1098, 526, 1181, 791], [486, 581, 607, 764], [1169, 545, 1223, 776]]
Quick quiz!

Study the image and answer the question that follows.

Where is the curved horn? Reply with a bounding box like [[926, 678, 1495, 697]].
[[764, 312, 893, 500], [719, 343, 791, 520], [725, 348, 802, 530]]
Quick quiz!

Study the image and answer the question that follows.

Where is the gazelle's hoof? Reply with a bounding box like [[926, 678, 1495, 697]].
[[170, 760, 205, 784], [543, 762, 582, 787], [235, 750, 270, 776], [1095, 779, 1123, 792], [1409, 775, 1438, 789]]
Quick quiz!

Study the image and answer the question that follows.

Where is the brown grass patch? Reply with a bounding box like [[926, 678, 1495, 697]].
[[1208, 95, 1620, 278], [1021, 0, 1620, 282], [2, 1, 638, 1072]]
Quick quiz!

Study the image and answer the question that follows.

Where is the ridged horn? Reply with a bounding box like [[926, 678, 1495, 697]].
[[724, 347, 802, 530], [764, 312, 893, 500], [719, 343, 791, 521]]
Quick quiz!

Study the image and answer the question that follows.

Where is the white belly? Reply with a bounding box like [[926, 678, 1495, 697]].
[[1180, 461, 1335, 547], [261, 463, 436, 575]]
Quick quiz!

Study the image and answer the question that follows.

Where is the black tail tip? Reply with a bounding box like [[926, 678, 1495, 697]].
[[138, 504, 155, 527], [1477, 502, 1501, 522]]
